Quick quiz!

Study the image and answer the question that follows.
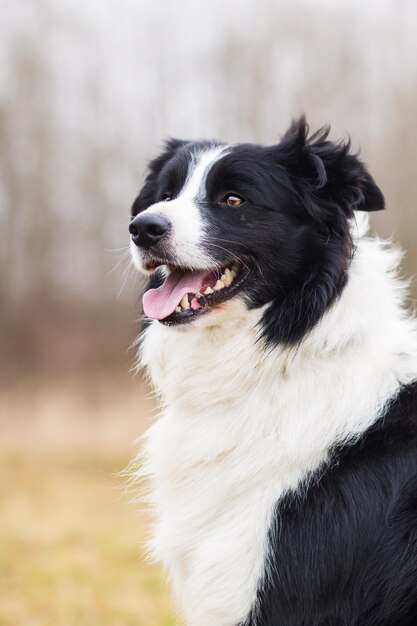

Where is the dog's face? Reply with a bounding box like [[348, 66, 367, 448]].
[[130, 118, 384, 345]]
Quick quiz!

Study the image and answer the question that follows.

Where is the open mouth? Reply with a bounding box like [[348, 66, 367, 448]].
[[142, 262, 251, 325]]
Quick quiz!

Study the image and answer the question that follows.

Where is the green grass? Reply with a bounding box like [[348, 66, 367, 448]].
[[0, 454, 177, 626]]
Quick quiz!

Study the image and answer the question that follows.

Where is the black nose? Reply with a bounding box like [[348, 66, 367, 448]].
[[129, 213, 171, 249]]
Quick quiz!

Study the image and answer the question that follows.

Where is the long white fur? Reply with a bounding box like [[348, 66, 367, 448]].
[[134, 216, 417, 626]]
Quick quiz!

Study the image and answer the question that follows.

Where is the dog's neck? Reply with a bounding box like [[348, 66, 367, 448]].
[[141, 234, 417, 456]]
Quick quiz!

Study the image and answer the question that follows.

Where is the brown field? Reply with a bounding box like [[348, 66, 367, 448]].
[[0, 376, 178, 626]]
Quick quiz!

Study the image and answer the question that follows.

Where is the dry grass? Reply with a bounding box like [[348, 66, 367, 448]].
[[0, 376, 177, 626]]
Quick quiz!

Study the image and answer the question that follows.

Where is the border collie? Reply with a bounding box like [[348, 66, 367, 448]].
[[129, 118, 417, 626]]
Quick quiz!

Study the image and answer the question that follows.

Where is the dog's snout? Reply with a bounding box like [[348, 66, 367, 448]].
[[129, 213, 171, 249]]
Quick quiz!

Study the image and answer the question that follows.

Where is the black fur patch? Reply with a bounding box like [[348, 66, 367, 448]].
[[244, 382, 417, 626]]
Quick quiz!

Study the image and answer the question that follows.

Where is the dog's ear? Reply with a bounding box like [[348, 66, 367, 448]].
[[277, 116, 385, 223], [131, 139, 187, 216]]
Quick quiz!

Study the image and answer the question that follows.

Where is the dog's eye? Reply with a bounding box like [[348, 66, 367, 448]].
[[224, 194, 244, 207], [161, 192, 172, 202]]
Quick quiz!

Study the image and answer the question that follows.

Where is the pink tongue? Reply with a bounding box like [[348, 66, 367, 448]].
[[143, 269, 206, 320]]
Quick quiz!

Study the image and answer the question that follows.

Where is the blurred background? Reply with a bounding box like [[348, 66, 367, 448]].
[[1, 0, 416, 624]]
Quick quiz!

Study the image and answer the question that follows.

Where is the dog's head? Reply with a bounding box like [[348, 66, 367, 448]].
[[130, 117, 384, 345]]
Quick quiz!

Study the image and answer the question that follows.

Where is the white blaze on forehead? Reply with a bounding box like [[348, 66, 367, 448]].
[[164, 145, 226, 258], [179, 145, 226, 202]]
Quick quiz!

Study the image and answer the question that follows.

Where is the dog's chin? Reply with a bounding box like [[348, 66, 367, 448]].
[[140, 259, 253, 327]]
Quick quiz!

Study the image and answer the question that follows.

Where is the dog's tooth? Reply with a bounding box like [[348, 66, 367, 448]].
[[222, 268, 234, 286], [214, 280, 224, 291], [204, 286, 214, 295], [230, 268, 237, 278], [175, 306, 181, 313], [180, 294, 189, 309], [221, 273, 227, 283]]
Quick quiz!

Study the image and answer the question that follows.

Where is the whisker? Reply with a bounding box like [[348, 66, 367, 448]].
[[107, 249, 131, 276], [204, 236, 248, 249], [105, 245, 131, 252], [201, 241, 250, 271], [117, 258, 137, 298]]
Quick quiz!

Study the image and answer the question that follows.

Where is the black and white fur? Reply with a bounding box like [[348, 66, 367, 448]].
[[129, 118, 417, 626]]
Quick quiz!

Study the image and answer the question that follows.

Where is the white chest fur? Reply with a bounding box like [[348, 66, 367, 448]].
[[137, 238, 417, 626]]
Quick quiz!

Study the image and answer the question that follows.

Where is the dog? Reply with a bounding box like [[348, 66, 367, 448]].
[[129, 117, 417, 626]]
